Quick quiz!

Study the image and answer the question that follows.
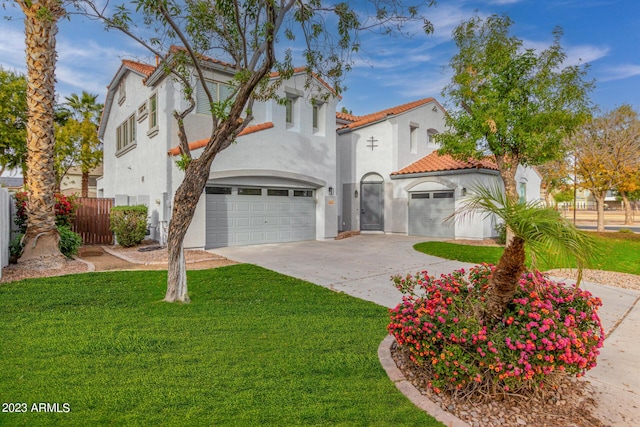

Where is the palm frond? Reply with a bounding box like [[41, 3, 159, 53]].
[[452, 182, 598, 284]]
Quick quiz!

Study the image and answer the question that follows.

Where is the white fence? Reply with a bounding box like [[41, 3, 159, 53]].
[[0, 188, 10, 278]]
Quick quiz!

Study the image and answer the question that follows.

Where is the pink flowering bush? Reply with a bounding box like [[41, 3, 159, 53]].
[[14, 191, 78, 232], [388, 264, 604, 394]]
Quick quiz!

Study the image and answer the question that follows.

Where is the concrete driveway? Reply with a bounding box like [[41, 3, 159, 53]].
[[213, 234, 473, 307]]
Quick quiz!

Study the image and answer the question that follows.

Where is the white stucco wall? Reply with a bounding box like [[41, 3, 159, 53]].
[[337, 100, 448, 233]]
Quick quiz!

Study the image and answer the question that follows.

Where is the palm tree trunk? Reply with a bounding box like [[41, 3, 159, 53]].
[[483, 236, 526, 323], [18, 1, 66, 268]]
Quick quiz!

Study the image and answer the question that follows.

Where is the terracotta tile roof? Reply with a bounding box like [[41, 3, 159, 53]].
[[335, 112, 360, 122], [167, 122, 274, 156], [168, 45, 237, 70], [121, 59, 156, 77], [338, 98, 441, 132], [392, 151, 498, 176]]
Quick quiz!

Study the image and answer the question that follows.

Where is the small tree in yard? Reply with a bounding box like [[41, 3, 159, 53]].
[[436, 14, 594, 322], [438, 14, 593, 203], [573, 105, 640, 229], [75, 0, 437, 303], [389, 184, 603, 401]]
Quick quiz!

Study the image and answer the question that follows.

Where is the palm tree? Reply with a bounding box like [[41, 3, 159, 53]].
[[17, 0, 66, 267], [62, 91, 103, 197], [454, 183, 597, 323]]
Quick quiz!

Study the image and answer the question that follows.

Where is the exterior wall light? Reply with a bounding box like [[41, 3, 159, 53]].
[[354, 190, 359, 198], [328, 186, 334, 195]]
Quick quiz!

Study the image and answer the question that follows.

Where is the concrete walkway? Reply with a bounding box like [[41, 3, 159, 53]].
[[213, 234, 640, 425]]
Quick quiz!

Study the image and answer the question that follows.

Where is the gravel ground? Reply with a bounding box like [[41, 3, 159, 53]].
[[0, 244, 234, 283], [392, 343, 606, 427]]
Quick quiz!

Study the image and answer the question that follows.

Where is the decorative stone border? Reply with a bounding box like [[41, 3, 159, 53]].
[[378, 334, 470, 427]]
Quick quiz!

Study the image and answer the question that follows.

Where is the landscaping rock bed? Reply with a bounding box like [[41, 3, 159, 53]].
[[391, 342, 606, 427]]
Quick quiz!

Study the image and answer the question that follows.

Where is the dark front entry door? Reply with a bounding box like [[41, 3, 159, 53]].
[[360, 182, 383, 231]]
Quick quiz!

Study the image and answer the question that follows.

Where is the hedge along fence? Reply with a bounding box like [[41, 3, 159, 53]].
[[0, 188, 10, 277], [110, 205, 148, 247]]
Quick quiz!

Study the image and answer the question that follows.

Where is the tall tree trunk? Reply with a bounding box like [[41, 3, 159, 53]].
[[164, 155, 217, 303], [483, 236, 526, 323], [619, 192, 634, 225], [18, 1, 66, 268], [595, 193, 606, 232], [81, 170, 89, 197], [496, 153, 520, 244]]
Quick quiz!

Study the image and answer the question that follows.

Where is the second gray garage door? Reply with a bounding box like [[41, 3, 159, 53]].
[[408, 190, 455, 238], [205, 186, 316, 249]]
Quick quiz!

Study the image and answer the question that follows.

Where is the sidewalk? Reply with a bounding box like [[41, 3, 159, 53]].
[[549, 276, 640, 426]]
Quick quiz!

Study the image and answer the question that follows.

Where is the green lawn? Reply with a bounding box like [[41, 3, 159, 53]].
[[414, 231, 640, 275], [0, 265, 441, 427]]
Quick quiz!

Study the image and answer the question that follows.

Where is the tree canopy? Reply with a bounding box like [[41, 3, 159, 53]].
[[573, 104, 640, 228], [437, 14, 593, 201], [55, 91, 103, 195], [0, 67, 28, 176]]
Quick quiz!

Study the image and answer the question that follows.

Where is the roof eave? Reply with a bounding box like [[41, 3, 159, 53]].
[[390, 168, 500, 180]]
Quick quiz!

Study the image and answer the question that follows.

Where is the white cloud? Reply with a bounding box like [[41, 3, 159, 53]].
[[523, 39, 609, 67], [0, 27, 28, 72], [599, 64, 640, 82]]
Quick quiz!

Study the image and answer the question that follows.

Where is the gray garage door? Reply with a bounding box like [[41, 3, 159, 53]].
[[408, 190, 455, 238], [205, 186, 316, 249]]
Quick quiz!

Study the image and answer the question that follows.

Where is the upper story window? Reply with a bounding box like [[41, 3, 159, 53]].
[[148, 93, 158, 137], [196, 78, 234, 115], [410, 123, 419, 153], [116, 114, 136, 155], [285, 97, 294, 125], [312, 101, 325, 135], [117, 82, 126, 105], [427, 128, 439, 147]]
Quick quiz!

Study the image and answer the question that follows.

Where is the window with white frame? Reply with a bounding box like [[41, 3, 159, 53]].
[[148, 93, 158, 136], [285, 97, 294, 126], [312, 101, 325, 134], [196, 78, 234, 115], [427, 128, 439, 147], [116, 114, 136, 153], [410, 123, 419, 153], [117, 82, 126, 105]]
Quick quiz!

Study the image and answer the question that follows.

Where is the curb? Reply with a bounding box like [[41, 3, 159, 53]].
[[378, 335, 470, 427]]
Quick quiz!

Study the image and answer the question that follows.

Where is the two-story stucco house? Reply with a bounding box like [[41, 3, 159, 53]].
[[98, 54, 339, 249], [336, 99, 541, 240], [98, 53, 541, 248]]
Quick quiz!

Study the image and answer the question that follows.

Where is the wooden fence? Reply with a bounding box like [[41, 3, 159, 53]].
[[72, 198, 114, 245]]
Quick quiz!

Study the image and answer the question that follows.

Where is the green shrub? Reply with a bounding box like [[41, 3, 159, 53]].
[[9, 234, 23, 262], [617, 228, 632, 234], [110, 205, 148, 247], [388, 264, 604, 395], [8, 227, 81, 260], [58, 226, 82, 258]]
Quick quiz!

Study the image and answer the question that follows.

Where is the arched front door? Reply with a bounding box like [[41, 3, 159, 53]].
[[360, 173, 384, 231]]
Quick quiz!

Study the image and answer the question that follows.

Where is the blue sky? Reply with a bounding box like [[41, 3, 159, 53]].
[[1, 0, 638, 117]]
